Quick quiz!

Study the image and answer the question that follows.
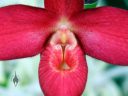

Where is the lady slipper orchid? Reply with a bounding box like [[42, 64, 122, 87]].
[[0, 0, 128, 96]]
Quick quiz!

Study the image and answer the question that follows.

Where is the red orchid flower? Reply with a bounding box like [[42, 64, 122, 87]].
[[0, 0, 128, 96]]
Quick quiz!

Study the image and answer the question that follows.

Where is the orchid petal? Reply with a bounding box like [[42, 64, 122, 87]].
[[39, 45, 88, 96], [72, 7, 128, 65], [0, 5, 57, 60], [44, 0, 84, 16]]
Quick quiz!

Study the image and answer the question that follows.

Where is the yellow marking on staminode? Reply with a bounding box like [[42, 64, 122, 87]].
[[61, 33, 67, 44]]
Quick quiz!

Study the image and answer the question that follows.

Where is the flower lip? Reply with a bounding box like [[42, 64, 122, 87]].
[[54, 54, 75, 72], [58, 61, 71, 71], [39, 44, 87, 96]]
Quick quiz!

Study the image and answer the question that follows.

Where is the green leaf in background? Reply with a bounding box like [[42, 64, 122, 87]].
[[84, 0, 128, 9], [84, 0, 98, 9], [103, 0, 128, 9]]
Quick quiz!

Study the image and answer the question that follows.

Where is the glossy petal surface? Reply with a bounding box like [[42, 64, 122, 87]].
[[44, 0, 84, 16], [39, 45, 87, 96], [72, 7, 128, 65], [0, 5, 57, 60]]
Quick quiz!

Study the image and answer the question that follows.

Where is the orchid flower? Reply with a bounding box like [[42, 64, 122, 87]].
[[0, 0, 128, 96]]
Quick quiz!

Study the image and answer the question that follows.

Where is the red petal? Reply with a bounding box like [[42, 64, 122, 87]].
[[39, 45, 88, 96], [0, 5, 57, 60], [44, 0, 84, 16], [71, 7, 128, 65]]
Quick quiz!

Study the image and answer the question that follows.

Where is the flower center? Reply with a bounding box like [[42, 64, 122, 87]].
[[50, 27, 77, 71]]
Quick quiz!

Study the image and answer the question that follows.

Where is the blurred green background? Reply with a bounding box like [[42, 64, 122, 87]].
[[0, 0, 128, 96]]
